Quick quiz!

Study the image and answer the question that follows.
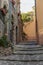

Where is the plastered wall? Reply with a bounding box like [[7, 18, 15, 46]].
[[36, 0, 43, 44]]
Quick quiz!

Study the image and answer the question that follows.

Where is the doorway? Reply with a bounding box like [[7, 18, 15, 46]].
[[16, 26, 18, 44]]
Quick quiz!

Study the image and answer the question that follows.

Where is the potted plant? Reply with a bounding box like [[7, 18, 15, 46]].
[[11, 0, 15, 5]]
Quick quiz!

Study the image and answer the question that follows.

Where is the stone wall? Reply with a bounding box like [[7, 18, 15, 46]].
[[0, 19, 4, 38], [0, 0, 23, 45], [0, 0, 9, 9]]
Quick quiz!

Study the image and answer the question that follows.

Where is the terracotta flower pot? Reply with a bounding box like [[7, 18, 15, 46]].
[[2, 9, 7, 15], [0, 8, 7, 15], [11, 0, 15, 5], [18, 13, 20, 16]]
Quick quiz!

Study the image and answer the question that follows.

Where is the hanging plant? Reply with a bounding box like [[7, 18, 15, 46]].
[[18, 13, 20, 16], [11, 0, 15, 5], [1, 8, 7, 15], [0, 5, 8, 15]]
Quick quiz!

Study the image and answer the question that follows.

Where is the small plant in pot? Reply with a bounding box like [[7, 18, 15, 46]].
[[0, 35, 9, 48]]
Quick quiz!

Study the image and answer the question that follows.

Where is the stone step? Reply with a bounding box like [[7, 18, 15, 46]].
[[15, 45, 42, 49], [15, 45, 43, 51], [0, 61, 43, 65], [0, 54, 43, 61], [0, 44, 43, 65], [10, 62, 43, 65], [14, 50, 43, 55], [19, 41, 37, 45], [15, 47, 43, 51]]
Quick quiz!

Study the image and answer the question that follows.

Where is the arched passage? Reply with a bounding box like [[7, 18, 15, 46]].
[[20, 0, 39, 44]]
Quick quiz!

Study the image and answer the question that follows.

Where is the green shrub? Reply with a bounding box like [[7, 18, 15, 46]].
[[0, 35, 9, 48]]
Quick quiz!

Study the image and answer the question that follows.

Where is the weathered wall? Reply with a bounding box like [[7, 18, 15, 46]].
[[14, 0, 23, 43], [0, 20, 4, 38], [23, 21, 36, 42], [0, 0, 9, 9], [36, 0, 43, 44]]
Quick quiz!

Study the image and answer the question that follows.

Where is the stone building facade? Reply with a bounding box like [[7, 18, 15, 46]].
[[0, 0, 23, 47], [0, 0, 43, 45]]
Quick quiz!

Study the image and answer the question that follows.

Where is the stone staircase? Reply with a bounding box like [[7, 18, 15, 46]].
[[14, 44, 43, 65], [0, 43, 43, 65]]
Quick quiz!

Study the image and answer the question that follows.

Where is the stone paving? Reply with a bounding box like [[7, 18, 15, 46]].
[[0, 61, 43, 65], [0, 43, 43, 65]]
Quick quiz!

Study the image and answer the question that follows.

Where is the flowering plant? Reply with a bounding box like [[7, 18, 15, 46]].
[[0, 5, 7, 15], [11, 0, 15, 5], [0, 8, 7, 15]]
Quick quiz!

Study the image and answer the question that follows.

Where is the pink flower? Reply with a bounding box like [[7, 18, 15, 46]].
[[11, 0, 15, 5], [0, 8, 7, 15]]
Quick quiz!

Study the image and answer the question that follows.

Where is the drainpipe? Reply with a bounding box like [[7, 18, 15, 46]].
[[35, 0, 39, 44]]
